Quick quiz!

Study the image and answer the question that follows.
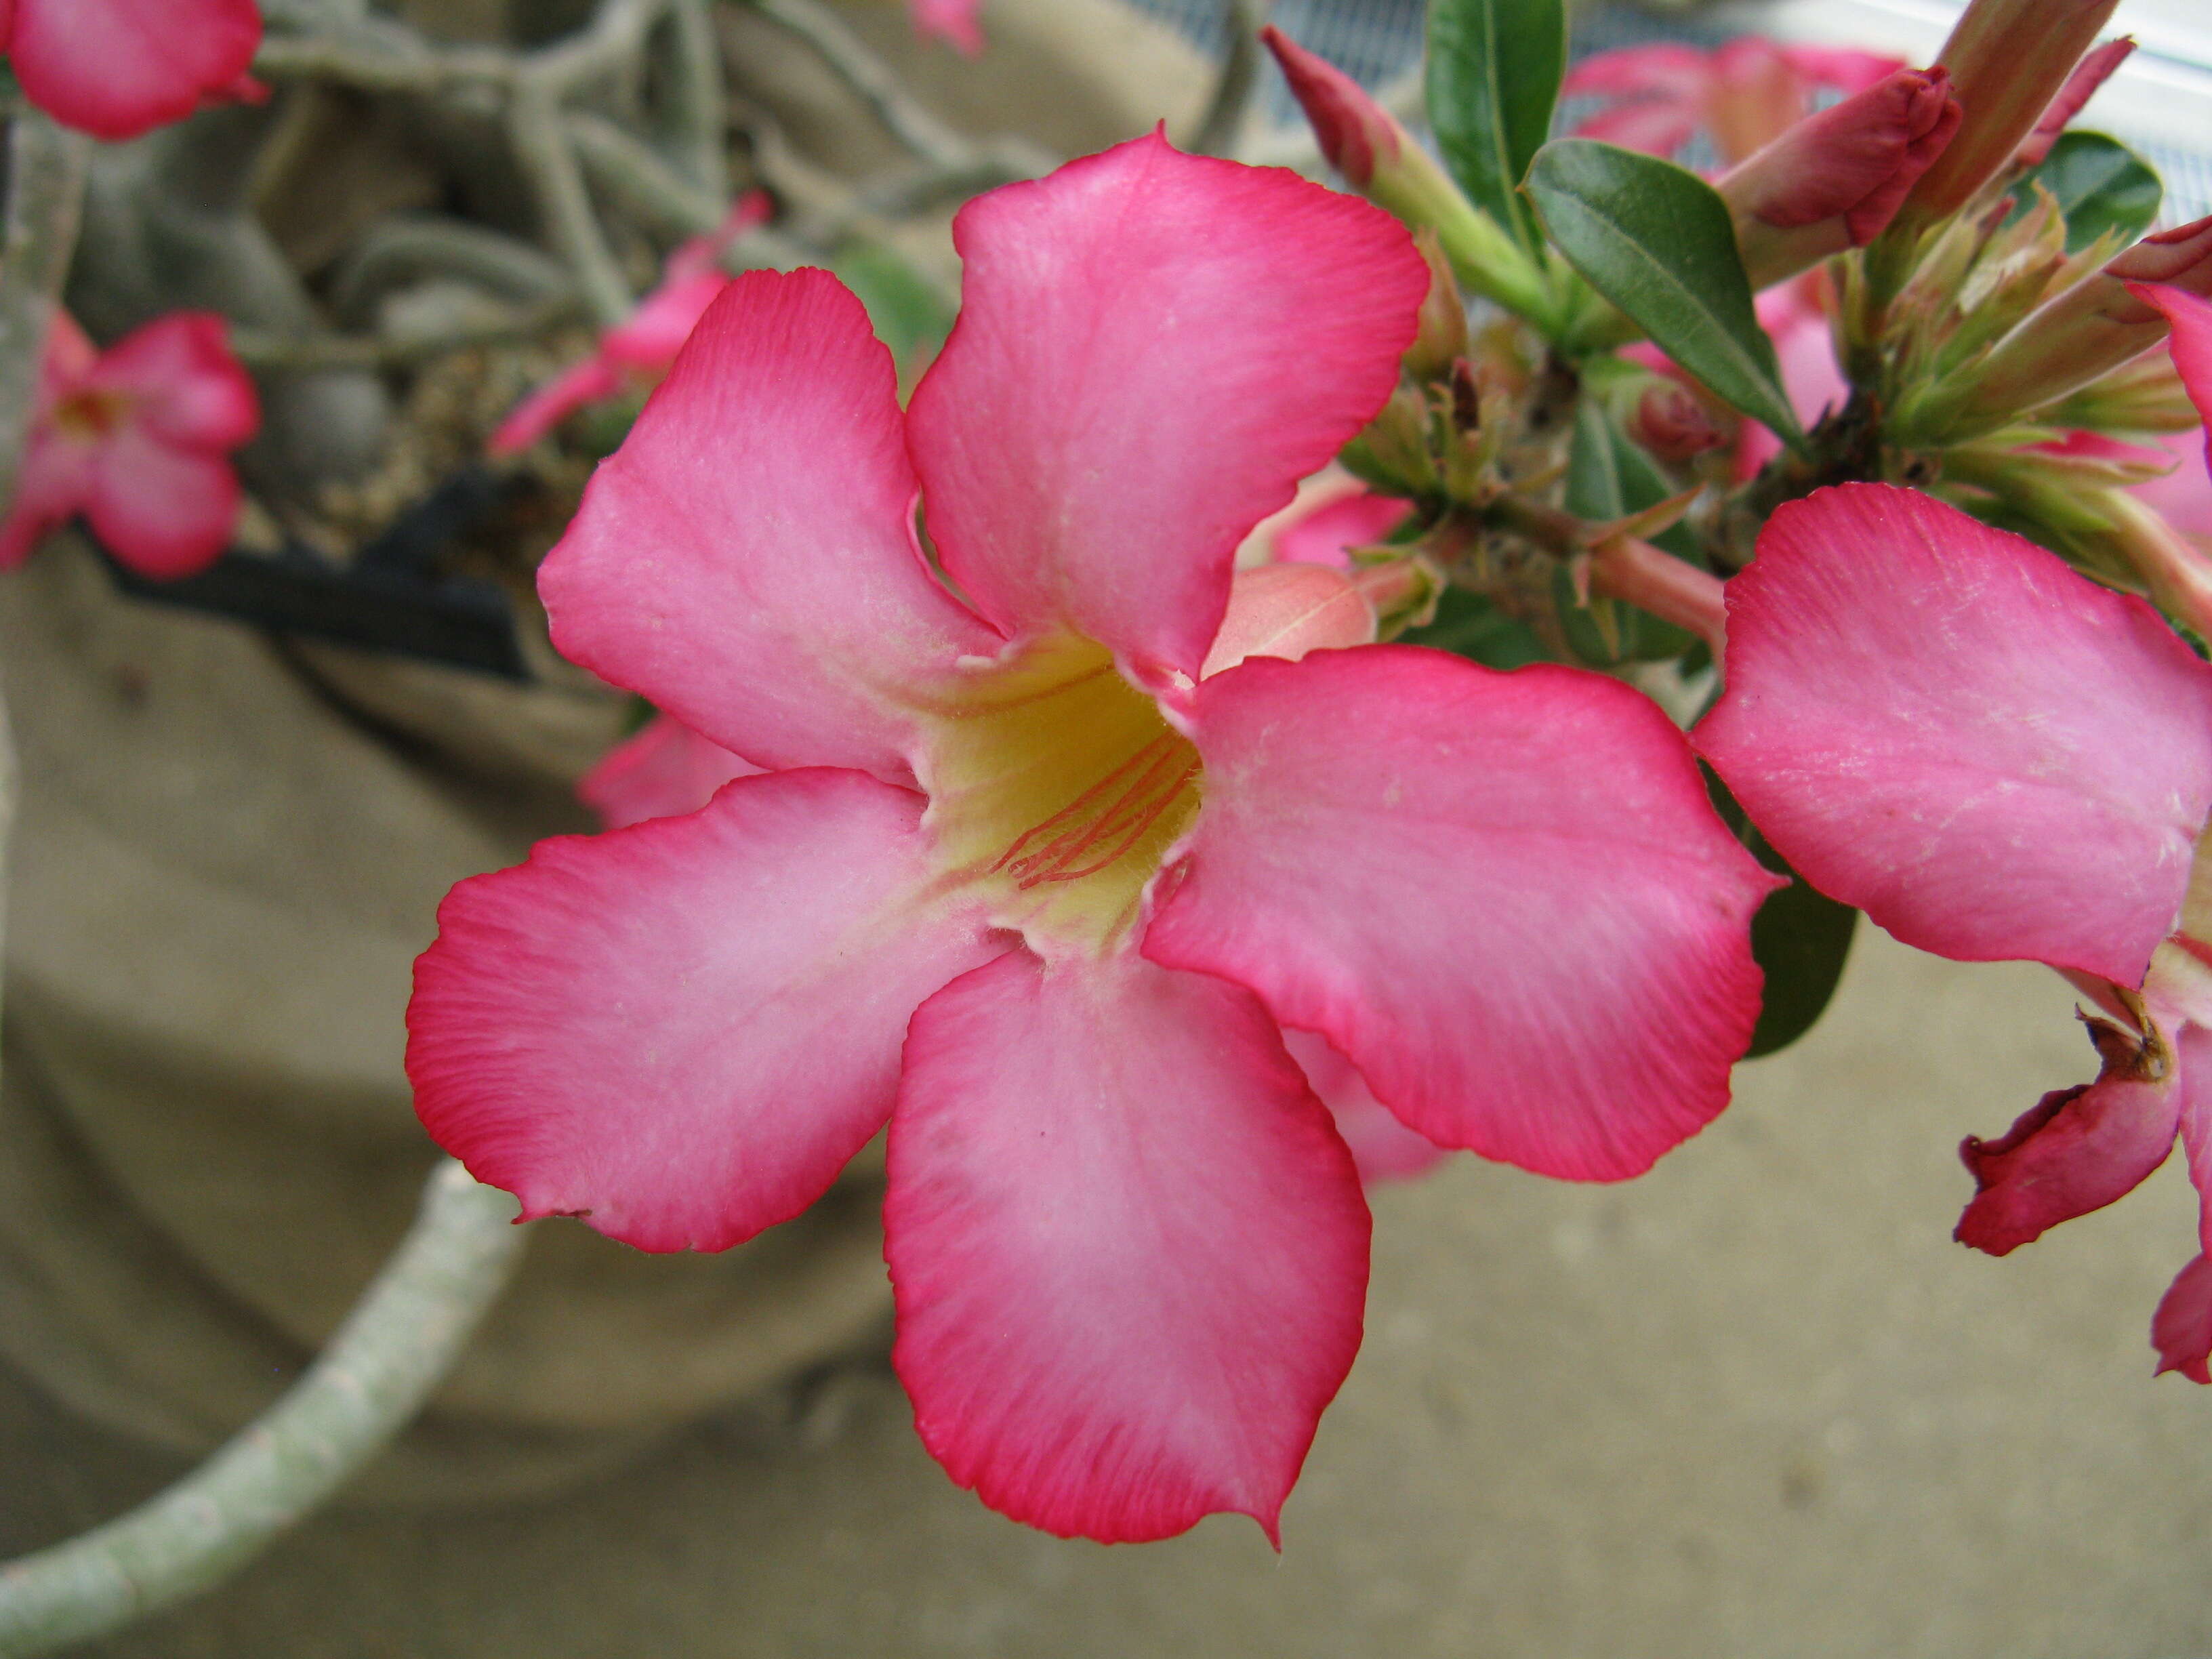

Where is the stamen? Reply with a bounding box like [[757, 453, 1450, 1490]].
[[989, 732, 1200, 890], [1034, 760, 1202, 884], [989, 734, 1176, 877]]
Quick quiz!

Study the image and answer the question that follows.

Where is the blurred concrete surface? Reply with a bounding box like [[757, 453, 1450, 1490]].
[[6, 924, 2211, 1658]]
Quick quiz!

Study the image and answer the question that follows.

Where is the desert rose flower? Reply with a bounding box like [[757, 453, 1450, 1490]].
[[4, 0, 262, 141], [910, 0, 982, 54], [1716, 66, 1959, 289], [409, 136, 1778, 1542], [1696, 482, 2212, 1377], [0, 309, 259, 579], [489, 192, 772, 455], [1563, 38, 1902, 167], [583, 694, 1447, 1189]]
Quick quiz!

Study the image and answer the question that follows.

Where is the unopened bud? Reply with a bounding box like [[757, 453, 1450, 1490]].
[[1889, 0, 2119, 235], [1719, 66, 1960, 288], [1404, 229, 1471, 384], [1263, 25, 1553, 322], [2015, 37, 2134, 168], [1964, 216, 2212, 420], [1339, 384, 1438, 497], [1627, 378, 1727, 462]]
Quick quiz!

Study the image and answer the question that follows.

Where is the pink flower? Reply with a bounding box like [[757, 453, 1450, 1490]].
[[1696, 481, 2212, 1376], [579, 713, 765, 831], [0, 309, 259, 579], [489, 193, 773, 456], [407, 136, 1777, 1541], [910, 0, 982, 56], [1563, 37, 1903, 168], [2, 0, 263, 141]]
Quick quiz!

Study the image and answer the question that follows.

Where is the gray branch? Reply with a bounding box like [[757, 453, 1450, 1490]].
[[0, 109, 92, 504], [0, 1161, 527, 1658], [746, 0, 975, 171]]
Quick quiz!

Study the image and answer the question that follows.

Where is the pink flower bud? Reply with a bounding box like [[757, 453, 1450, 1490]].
[[1718, 66, 1960, 288], [1891, 0, 2120, 233], [1262, 25, 1399, 189], [2015, 36, 2134, 168], [1631, 380, 1726, 462]]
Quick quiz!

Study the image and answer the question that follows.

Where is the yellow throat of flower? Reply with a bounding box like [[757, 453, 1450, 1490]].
[[914, 632, 1202, 956]]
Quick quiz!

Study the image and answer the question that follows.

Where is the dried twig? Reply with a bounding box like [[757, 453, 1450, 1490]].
[[745, 0, 974, 170]]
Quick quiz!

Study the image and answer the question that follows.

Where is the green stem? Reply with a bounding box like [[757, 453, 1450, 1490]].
[[0, 1162, 526, 1658]]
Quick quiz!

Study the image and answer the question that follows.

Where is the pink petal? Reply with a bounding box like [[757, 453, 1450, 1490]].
[[603, 269, 731, 372], [1561, 45, 1710, 102], [1777, 45, 1910, 96], [1698, 483, 2212, 985], [1568, 102, 1700, 159], [909, 0, 983, 56], [1200, 563, 1375, 678], [905, 134, 1426, 691], [88, 312, 259, 451], [83, 427, 238, 579], [537, 268, 1000, 783], [0, 428, 94, 569], [2134, 420, 2212, 541], [2175, 1021, 2212, 1257], [577, 713, 764, 830], [887, 948, 1368, 1543], [408, 767, 1003, 1254], [1273, 488, 1414, 570], [1954, 1057, 2180, 1256], [487, 356, 626, 457], [2133, 285, 2212, 485], [1144, 646, 1779, 1182], [1282, 1027, 1448, 1185], [2152, 1252, 2212, 1382], [7, 0, 262, 140]]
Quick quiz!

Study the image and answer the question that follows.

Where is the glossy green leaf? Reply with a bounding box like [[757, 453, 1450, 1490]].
[[1426, 0, 1567, 252], [2012, 130, 2163, 253], [1525, 140, 1804, 446], [1555, 397, 1704, 663], [1704, 769, 1859, 1058]]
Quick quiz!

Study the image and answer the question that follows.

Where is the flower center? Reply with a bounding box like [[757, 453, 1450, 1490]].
[[51, 388, 130, 442], [914, 632, 1202, 954]]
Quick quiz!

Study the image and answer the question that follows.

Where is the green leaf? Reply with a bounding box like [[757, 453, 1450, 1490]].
[[2011, 130, 2163, 253], [1400, 585, 1550, 669], [1525, 140, 1804, 446], [830, 241, 956, 370], [1426, 0, 1567, 253], [1705, 769, 1859, 1058], [1555, 397, 1703, 663]]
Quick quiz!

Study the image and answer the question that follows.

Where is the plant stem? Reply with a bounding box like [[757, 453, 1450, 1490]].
[[0, 1161, 526, 1659], [1187, 0, 1266, 157], [0, 106, 90, 506]]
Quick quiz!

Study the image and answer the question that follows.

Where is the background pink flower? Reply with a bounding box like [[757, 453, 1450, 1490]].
[[1564, 37, 1903, 168], [3, 0, 263, 141], [910, 0, 982, 55], [1697, 481, 2212, 1377], [410, 136, 1776, 1542], [0, 309, 259, 579], [489, 192, 772, 455]]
